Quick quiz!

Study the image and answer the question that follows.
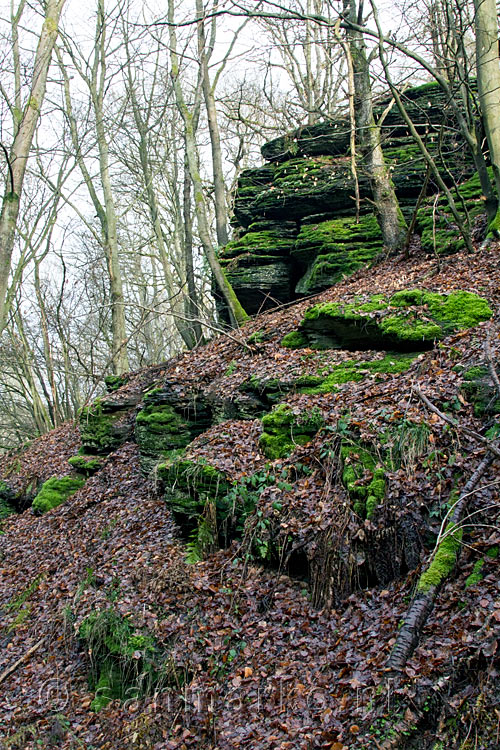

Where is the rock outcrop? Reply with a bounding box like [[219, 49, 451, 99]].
[[220, 82, 477, 313]]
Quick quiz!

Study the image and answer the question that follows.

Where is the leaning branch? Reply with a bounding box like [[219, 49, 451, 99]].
[[0, 639, 44, 685], [387, 450, 495, 671], [388, 386, 499, 670]]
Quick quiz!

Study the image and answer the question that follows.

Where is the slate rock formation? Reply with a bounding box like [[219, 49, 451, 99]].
[[220, 82, 476, 313]]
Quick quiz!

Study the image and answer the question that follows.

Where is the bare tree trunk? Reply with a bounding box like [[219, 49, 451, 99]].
[[475, 0, 500, 237], [168, 0, 248, 328], [343, 0, 407, 252], [0, 0, 67, 331], [123, 37, 198, 350], [58, 0, 129, 374], [196, 0, 229, 247], [183, 152, 204, 345]]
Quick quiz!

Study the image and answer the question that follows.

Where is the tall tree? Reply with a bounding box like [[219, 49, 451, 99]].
[[0, 0, 67, 331], [474, 0, 500, 237], [342, 0, 407, 251], [58, 0, 129, 373], [167, 0, 248, 327]]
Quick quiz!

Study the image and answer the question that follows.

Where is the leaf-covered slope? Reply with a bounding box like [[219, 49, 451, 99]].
[[0, 248, 499, 750]]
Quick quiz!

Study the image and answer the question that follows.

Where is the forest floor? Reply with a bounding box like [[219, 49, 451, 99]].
[[0, 245, 499, 750]]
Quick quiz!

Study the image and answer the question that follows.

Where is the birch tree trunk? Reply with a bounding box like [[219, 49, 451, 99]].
[[0, 0, 67, 332]]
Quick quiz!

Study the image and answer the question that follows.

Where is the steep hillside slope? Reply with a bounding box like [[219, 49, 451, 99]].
[[0, 248, 499, 750]]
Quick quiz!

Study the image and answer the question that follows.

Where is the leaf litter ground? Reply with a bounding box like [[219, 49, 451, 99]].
[[0, 247, 499, 749]]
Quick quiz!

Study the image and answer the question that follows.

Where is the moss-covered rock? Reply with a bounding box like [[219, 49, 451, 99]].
[[460, 364, 500, 415], [341, 443, 386, 519], [158, 455, 232, 531], [281, 331, 309, 349], [296, 290, 492, 351], [68, 455, 103, 476], [0, 480, 16, 518], [224, 81, 478, 312], [295, 353, 417, 393], [293, 214, 383, 295], [79, 609, 164, 711], [104, 374, 128, 393], [221, 254, 293, 315], [32, 475, 85, 514], [79, 397, 136, 455], [416, 169, 490, 254], [135, 383, 212, 476], [259, 403, 324, 459]]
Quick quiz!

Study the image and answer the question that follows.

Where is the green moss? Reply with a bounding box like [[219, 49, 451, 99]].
[[366, 469, 386, 519], [465, 559, 484, 588], [221, 230, 295, 260], [158, 457, 231, 522], [79, 398, 128, 454], [298, 290, 492, 350], [281, 331, 308, 349], [417, 523, 463, 592], [416, 169, 491, 254], [461, 364, 500, 416], [104, 374, 127, 392], [136, 404, 186, 432], [79, 609, 164, 712], [341, 440, 386, 519], [380, 314, 442, 342], [0, 480, 15, 518], [32, 475, 85, 514], [259, 404, 324, 459], [303, 301, 360, 321], [68, 455, 103, 476], [426, 291, 492, 331], [297, 354, 417, 394], [486, 545, 499, 559]]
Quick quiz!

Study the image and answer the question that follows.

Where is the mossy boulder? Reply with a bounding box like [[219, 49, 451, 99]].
[[262, 82, 474, 165], [221, 254, 293, 314], [416, 169, 490, 254], [68, 455, 103, 476], [32, 475, 85, 514], [158, 456, 232, 533], [341, 443, 386, 519], [104, 374, 128, 393], [460, 364, 500, 415], [259, 403, 324, 459], [297, 290, 492, 351], [79, 397, 136, 455], [0, 480, 16, 518], [281, 330, 309, 349], [295, 354, 417, 393], [135, 384, 212, 476], [293, 214, 383, 295], [223, 81, 478, 314]]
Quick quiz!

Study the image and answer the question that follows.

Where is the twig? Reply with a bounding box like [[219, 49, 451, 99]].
[[0, 638, 44, 685]]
